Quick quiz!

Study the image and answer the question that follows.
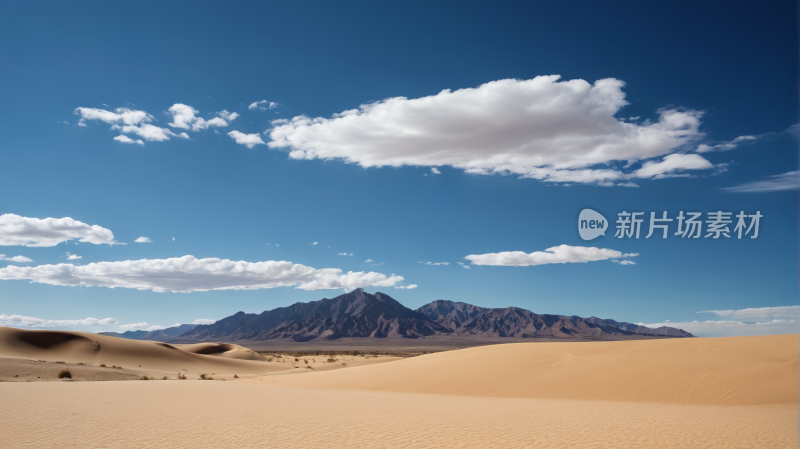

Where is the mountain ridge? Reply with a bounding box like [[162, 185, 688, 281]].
[[175, 290, 692, 341]]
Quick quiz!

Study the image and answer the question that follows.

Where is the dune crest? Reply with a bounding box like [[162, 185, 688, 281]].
[[0, 327, 284, 374], [270, 334, 798, 406]]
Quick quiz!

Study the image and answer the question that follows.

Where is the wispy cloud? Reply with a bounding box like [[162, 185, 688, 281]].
[[0, 314, 118, 328], [0, 255, 407, 292], [249, 100, 279, 111], [465, 245, 637, 267], [722, 171, 799, 193]]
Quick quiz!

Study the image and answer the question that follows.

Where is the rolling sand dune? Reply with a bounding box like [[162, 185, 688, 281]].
[[174, 342, 268, 361], [0, 327, 286, 375], [0, 329, 796, 448], [270, 334, 798, 405]]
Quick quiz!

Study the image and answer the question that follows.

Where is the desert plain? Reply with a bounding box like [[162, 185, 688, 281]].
[[0, 327, 796, 448]]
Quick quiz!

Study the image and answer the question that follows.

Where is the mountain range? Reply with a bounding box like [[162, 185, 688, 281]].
[[99, 324, 199, 341], [173, 289, 692, 341]]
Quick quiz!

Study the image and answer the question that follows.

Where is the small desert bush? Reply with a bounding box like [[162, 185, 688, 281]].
[[162, 376, 169, 380], [294, 358, 299, 362], [57, 370, 72, 379], [303, 360, 308, 364], [341, 362, 347, 367], [55, 361, 65, 364], [141, 376, 150, 380], [233, 374, 239, 378], [77, 362, 85, 365], [177, 373, 186, 380], [199, 373, 207, 380], [266, 357, 274, 362]]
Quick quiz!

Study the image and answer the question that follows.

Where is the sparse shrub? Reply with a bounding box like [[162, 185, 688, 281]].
[[304, 360, 308, 364], [341, 362, 347, 367], [326, 357, 337, 363], [266, 357, 274, 362], [141, 376, 150, 380], [77, 362, 85, 365], [177, 373, 186, 380], [162, 376, 169, 380], [200, 373, 207, 380], [294, 358, 299, 362], [100, 364, 106, 367], [57, 370, 72, 379], [55, 361, 65, 364], [234, 374, 239, 378]]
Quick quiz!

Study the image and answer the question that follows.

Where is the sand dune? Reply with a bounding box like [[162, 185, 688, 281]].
[[1, 382, 795, 449], [174, 342, 268, 361], [270, 334, 798, 405], [0, 327, 285, 375]]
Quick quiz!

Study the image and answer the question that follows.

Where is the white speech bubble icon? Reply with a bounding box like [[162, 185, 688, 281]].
[[578, 209, 608, 240]]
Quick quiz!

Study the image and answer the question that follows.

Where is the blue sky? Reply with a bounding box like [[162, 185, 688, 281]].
[[0, 1, 797, 337]]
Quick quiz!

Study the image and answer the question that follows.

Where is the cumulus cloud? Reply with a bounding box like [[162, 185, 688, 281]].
[[364, 259, 373, 263], [134, 236, 152, 243], [192, 319, 216, 325], [249, 100, 279, 111], [0, 314, 118, 328], [267, 76, 709, 185], [0, 214, 122, 247], [168, 104, 239, 131], [65, 252, 81, 260], [394, 284, 418, 289], [696, 135, 757, 153], [465, 245, 637, 266], [228, 130, 265, 149], [0, 254, 33, 263], [113, 135, 145, 146], [722, 171, 800, 193], [0, 255, 407, 293], [430, 167, 441, 175], [75, 106, 185, 142], [423, 261, 449, 266], [457, 262, 471, 269], [312, 242, 318, 246]]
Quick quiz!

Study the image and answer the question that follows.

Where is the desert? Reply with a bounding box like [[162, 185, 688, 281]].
[[0, 327, 796, 448]]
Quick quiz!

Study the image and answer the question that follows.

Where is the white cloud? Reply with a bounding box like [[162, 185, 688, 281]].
[[168, 104, 239, 131], [696, 135, 757, 153], [430, 167, 441, 175], [65, 252, 81, 260], [0, 254, 33, 263], [228, 130, 265, 149], [465, 245, 637, 267], [312, 242, 318, 246], [698, 305, 800, 321], [0, 255, 407, 293], [119, 322, 161, 331], [639, 319, 799, 338], [249, 100, 279, 111], [424, 262, 449, 266], [722, 171, 800, 193], [0, 214, 123, 247], [171, 237, 175, 241], [192, 319, 216, 325], [457, 262, 471, 269], [267, 76, 708, 184], [113, 135, 145, 146], [611, 259, 636, 265], [75, 106, 183, 142], [632, 153, 713, 179], [338, 252, 354, 256], [394, 284, 418, 289], [364, 259, 373, 263], [0, 314, 118, 328], [134, 236, 153, 243]]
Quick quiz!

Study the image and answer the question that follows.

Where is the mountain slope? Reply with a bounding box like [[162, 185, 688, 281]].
[[415, 300, 693, 338], [180, 289, 448, 341], [98, 324, 198, 341]]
